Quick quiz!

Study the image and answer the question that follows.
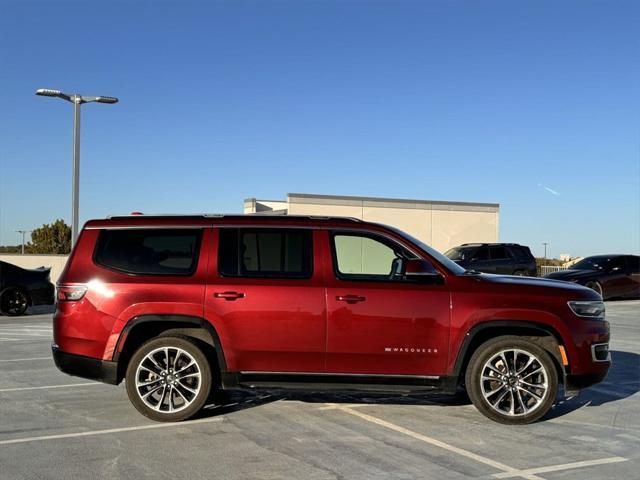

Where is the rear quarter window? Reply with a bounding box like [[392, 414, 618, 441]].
[[94, 229, 202, 275]]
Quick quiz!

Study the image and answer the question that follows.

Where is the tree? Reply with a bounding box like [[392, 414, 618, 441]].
[[26, 219, 71, 254]]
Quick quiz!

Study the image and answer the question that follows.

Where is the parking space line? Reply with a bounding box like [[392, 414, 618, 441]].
[[0, 383, 103, 393], [492, 457, 627, 478], [0, 417, 224, 446], [0, 337, 21, 342], [0, 331, 52, 337], [0, 357, 51, 363], [335, 405, 544, 480]]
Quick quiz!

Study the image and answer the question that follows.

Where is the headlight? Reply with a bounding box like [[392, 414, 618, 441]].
[[568, 301, 605, 317]]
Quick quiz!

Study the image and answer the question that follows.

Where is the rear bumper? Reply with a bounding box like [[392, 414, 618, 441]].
[[52, 344, 119, 385]]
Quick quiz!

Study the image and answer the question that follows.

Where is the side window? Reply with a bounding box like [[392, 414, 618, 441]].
[[332, 232, 412, 281], [94, 229, 201, 275], [218, 228, 312, 279], [627, 256, 640, 274], [473, 247, 490, 261], [490, 246, 510, 260]]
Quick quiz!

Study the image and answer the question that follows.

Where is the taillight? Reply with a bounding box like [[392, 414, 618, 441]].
[[57, 285, 87, 301]]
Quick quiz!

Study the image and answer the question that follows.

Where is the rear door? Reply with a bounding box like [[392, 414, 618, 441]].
[[204, 227, 326, 373], [323, 230, 450, 376]]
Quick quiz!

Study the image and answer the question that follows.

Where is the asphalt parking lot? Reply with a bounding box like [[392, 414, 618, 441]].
[[0, 301, 638, 480]]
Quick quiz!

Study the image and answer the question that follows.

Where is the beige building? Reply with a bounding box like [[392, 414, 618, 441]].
[[244, 193, 499, 253]]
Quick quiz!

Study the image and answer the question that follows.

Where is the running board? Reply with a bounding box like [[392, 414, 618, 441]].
[[222, 372, 450, 393]]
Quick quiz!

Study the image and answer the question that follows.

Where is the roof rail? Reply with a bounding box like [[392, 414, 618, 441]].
[[106, 213, 363, 222]]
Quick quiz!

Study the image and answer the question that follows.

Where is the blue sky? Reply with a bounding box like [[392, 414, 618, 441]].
[[0, 0, 638, 257]]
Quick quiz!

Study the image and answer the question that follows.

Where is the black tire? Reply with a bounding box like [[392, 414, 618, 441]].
[[125, 336, 212, 422], [0, 288, 29, 316], [465, 336, 558, 425], [585, 281, 604, 299]]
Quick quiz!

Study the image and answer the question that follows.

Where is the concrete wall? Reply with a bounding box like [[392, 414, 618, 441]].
[[281, 193, 499, 252], [0, 254, 69, 285]]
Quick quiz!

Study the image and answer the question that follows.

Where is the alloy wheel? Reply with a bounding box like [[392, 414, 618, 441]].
[[134, 346, 202, 414], [0, 289, 28, 316], [479, 348, 549, 417]]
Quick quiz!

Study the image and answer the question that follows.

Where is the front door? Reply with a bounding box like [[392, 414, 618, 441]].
[[323, 230, 450, 376], [205, 227, 325, 373]]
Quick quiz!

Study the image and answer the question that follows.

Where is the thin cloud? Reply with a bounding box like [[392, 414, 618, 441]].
[[538, 183, 560, 196]]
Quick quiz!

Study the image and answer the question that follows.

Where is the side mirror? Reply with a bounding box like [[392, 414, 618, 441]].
[[610, 266, 623, 273], [405, 259, 444, 284]]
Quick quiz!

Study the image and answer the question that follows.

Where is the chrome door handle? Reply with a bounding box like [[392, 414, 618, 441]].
[[336, 295, 366, 304], [214, 291, 245, 301]]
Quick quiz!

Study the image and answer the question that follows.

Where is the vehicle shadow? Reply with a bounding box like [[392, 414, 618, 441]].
[[196, 387, 470, 419], [196, 350, 639, 420], [548, 349, 640, 418]]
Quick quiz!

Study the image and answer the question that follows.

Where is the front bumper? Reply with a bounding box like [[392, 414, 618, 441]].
[[565, 368, 610, 391], [52, 344, 118, 385]]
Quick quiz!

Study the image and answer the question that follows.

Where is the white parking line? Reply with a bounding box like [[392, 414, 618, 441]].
[[335, 405, 543, 480], [336, 405, 628, 480], [492, 457, 627, 478], [0, 337, 21, 342], [0, 417, 224, 446], [0, 383, 103, 393], [0, 331, 52, 337], [0, 357, 51, 363]]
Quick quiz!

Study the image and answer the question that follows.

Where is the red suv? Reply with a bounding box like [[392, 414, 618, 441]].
[[53, 215, 610, 424]]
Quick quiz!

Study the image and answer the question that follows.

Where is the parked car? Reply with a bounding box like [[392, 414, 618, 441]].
[[0, 261, 55, 316], [444, 243, 537, 276], [53, 214, 610, 425], [545, 254, 640, 300]]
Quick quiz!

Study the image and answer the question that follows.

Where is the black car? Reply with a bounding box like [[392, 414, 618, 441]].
[[545, 254, 640, 300], [444, 243, 537, 276], [0, 261, 55, 316]]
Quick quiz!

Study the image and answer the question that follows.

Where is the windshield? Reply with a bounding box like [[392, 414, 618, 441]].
[[385, 226, 467, 275], [572, 256, 612, 270], [444, 247, 473, 261]]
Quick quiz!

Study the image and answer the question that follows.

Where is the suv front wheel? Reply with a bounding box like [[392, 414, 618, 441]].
[[125, 336, 212, 422], [465, 336, 558, 424]]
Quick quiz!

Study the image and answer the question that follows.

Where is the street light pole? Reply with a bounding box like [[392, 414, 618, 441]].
[[15, 230, 32, 254], [72, 95, 81, 243], [35, 89, 118, 246], [543, 242, 549, 261]]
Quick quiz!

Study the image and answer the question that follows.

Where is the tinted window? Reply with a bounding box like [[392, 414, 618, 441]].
[[332, 232, 413, 280], [95, 229, 201, 275], [473, 247, 490, 261], [573, 256, 614, 271], [490, 246, 510, 260], [218, 228, 312, 278], [445, 247, 474, 261], [512, 246, 533, 262], [627, 256, 640, 274]]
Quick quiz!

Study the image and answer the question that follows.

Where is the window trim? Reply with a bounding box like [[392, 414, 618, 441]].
[[329, 230, 421, 283], [217, 227, 314, 280], [93, 228, 203, 277]]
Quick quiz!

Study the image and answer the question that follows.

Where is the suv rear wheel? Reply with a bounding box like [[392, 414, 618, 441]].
[[465, 336, 558, 424], [125, 336, 212, 422]]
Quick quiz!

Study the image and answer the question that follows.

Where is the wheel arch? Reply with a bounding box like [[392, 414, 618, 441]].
[[453, 321, 567, 386], [113, 315, 227, 384]]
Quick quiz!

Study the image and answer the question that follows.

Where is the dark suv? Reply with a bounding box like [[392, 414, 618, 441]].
[[445, 243, 537, 276], [53, 215, 610, 425]]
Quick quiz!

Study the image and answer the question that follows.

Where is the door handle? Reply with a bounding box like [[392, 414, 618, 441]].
[[214, 291, 245, 301], [336, 294, 366, 304]]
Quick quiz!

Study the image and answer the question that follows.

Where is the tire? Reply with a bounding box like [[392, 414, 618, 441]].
[[585, 281, 604, 299], [465, 336, 558, 425], [125, 336, 212, 422], [513, 270, 527, 277], [0, 288, 29, 316]]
